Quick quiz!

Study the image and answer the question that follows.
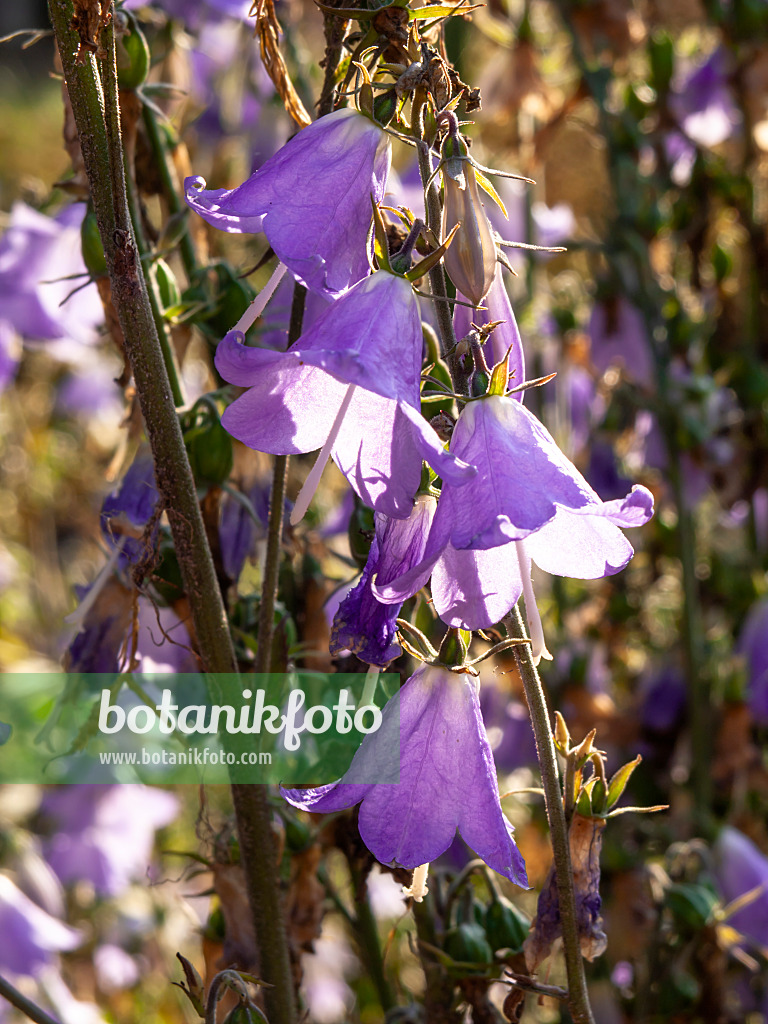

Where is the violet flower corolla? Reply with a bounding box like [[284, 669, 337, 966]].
[[42, 784, 179, 898], [713, 826, 768, 949], [666, 47, 740, 185], [0, 202, 103, 352], [330, 495, 436, 666], [374, 392, 654, 648], [736, 598, 768, 725], [282, 663, 529, 886], [185, 107, 391, 296], [100, 451, 160, 573], [214, 269, 476, 520], [453, 271, 525, 390], [0, 874, 82, 977]]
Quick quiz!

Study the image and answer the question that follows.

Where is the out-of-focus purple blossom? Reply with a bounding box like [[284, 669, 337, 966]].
[[100, 452, 160, 574], [330, 496, 436, 666], [56, 363, 123, 419], [713, 827, 768, 948], [218, 481, 270, 582], [584, 442, 633, 502], [479, 684, 537, 774], [215, 271, 475, 518], [375, 396, 654, 629], [0, 320, 20, 392], [283, 664, 529, 885], [366, 865, 407, 919], [563, 364, 600, 456], [736, 598, 768, 724], [123, 0, 253, 28], [671, 48, 740, 150], [186, 108, 391, 296], [588, 297, 654, 388], [43, 784, 179, 898], [93, 944, 141, 992], [453, 272, 525, 392], [665, 49, 741, 186], [638, 666, 687, 734], [0, 203, 103, 351], [0, 874, 82, 976], [301, 930, 357, 1024]]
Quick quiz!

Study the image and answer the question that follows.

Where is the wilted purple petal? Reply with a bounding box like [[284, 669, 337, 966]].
[[330, 496, 435, 665]]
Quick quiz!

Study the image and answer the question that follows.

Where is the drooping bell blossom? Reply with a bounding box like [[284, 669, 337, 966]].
[[713, 826, 768, 948], [440, 130, 498, 306], [374, 394, 654, 630], [0, 874, 82, 976], [100, 451, 160, 574], [42, 784, 179, 898], [0, 202, 103, 351], [453, 272, 525, 391], [185, 107, 391, 296], [671, 47, 740, 150], [588, 296, 654, 388], [330, 495, 436, 666], [214, 270, 476, 519], [282, 664, 529, 886], [736, 598, 768, 725]]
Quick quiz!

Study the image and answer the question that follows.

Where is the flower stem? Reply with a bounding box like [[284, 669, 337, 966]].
[[0, 975, 61, 1024], [413, 92, 457, 361], [49, 9, 296, 1020], [507, 603, 596, 1024], [141, 101, 199, 280]]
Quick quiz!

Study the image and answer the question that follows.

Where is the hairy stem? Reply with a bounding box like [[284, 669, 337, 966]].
[[508, 603, 596, 1024], [0, 975, 61, 1024], [49, 8, 297, 1021], [413, 93, 458, 361]]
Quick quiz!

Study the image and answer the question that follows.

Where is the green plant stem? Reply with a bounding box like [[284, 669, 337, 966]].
[[346, 857, 396, 1013], [0, 975, 61, 1024], [413, 94, 458, 361], [508, 603, 596, 1024], [141, 101, 199, 279], [49, 9, 297, 1021], [50, 3, 235, 677], [97, 51, 184, 407]]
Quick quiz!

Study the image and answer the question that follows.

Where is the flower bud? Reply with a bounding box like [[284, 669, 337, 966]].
[[440, 135, 498, 306]]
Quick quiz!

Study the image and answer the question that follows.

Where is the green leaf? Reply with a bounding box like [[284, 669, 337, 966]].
[[606, 754, 642, 809]]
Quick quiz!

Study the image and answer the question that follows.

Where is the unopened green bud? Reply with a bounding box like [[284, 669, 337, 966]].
[[151, 258, 181, 314], [81, 211, 107, 277], [115, 10, 150, 90], [484, 896, 530, 953], [444, 922, 492, 968], [440, 136, 497, 306]]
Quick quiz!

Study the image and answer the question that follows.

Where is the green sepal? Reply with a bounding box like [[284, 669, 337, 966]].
[[605, 754, 641, 810], [666, 882, 719, 930], [474, 166, 508, 218], [353, 61, 374, 119], [575, 777, 596, 817], [409, 2, 482, 19], [370, 195, 392, 272], [405, 221, 460, 282], [437, 627, 469, 669], [151, 257, 181, 314], [487, 347, 513, 397]]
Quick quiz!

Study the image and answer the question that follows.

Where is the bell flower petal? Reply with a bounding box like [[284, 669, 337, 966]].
[[330, 496, 436, 665], [282, 664, 529, 886], [185, 108, 391, 296], [453, 273, 525, 393]]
